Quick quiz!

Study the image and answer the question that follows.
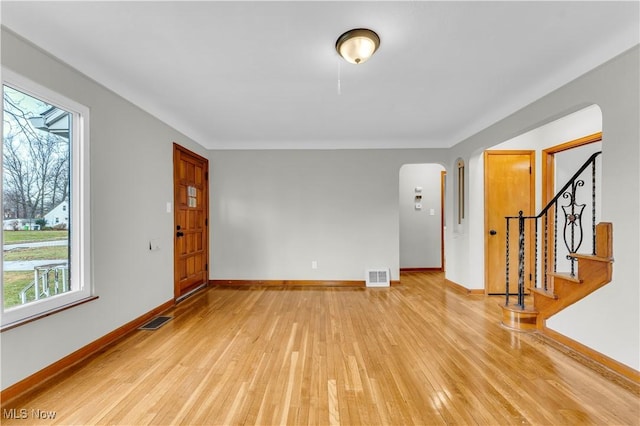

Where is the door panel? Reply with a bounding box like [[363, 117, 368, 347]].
[[173, 144, 209, 299], [484, 151, 535, 295]]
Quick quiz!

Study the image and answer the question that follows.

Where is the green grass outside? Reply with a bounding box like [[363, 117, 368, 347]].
[[4, 246, 69, 261], [3, 270, 70, 309], [3, 231, 70, 308], [3, 230, 68, 244], [3, 271, 33, 308]]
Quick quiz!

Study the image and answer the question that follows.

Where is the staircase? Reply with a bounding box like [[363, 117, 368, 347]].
[[500, 152, 614, 330]]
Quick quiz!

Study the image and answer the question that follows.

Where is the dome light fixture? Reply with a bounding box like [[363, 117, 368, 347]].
[[335, 28, 380, 65]]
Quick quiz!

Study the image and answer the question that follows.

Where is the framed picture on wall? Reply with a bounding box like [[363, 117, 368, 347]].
[[457, 159, 465, 224]]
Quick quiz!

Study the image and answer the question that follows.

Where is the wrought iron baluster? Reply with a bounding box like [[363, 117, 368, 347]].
[[592, 158, 597, 255], [562, 180, 585, 276], [505, 218, 510, 305], [570, 186, 576, 277], [554, 200, 558, 273], [517, 211, 525, 308], [544, 211, 549, 291], [534, 219, 538, 290]]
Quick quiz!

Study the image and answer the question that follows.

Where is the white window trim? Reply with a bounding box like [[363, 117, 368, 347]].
[[1, 68, 92, 328]]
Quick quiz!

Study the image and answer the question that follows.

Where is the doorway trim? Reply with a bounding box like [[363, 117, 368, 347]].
[[542, 132, 602, 206]]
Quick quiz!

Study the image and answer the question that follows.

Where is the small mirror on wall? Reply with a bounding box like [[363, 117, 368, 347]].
[[457, 159, 465, 224]]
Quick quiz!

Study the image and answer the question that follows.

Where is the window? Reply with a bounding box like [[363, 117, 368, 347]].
[[2, 69, 91, 328]]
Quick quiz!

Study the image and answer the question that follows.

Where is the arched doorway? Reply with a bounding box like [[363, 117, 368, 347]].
[[399, 163, 445, 271]]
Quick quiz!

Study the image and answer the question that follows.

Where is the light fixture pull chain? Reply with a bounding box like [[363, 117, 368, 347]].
[[337, 60, 342, 95]]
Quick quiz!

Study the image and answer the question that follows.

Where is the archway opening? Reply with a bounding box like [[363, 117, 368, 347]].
[[399, 163, 446, 271]]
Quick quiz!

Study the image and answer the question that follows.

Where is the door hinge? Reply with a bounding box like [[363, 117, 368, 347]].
[[529, 273, 532, 281], [205, 264, 208, 271], [529, 166, 532, 174], [205, 218, 208, 226], [205, 172, 209, 180]]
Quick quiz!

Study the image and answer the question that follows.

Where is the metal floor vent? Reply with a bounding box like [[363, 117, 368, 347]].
[[366, 268, 391, 287], [139, 316, 172, 330]]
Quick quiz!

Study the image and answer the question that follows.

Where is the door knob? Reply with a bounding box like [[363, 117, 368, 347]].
[[176, 231, 184, 237], [489, 230, 497, 235]]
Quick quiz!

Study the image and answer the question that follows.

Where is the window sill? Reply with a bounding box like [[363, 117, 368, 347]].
[[0, 296, 99, 332]]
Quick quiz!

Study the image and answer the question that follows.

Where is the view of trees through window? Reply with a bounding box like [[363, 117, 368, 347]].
[[3, 85, 71, 309]]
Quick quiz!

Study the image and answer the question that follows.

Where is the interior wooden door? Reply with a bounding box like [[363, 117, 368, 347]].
[[173, 143, 209, 300], [484, 151, 535, 295]]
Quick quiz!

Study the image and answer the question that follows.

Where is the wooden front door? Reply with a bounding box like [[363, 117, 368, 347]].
[[173, 143, 209, 300], [484, 150, 535, 295]]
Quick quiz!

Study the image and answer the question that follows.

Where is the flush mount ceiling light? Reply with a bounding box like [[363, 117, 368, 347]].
[[336, 28, 380, 64]]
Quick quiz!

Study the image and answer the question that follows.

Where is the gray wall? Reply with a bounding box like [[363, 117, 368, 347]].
[[399, 164, 444, 268], [209, 150, 448, 281], [1, 29, 208, 389]]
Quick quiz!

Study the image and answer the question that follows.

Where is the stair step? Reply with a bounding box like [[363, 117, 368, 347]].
[[570, 253, 614, 263], [531, 287, 558, 300], [530, 223, 613, 322], [549, 272, 582, 284], [500, 303, 539, 331], [501, 303, 539, 314]]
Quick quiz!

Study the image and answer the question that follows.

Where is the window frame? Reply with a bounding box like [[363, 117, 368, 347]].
[[1, 68, 92, 329]]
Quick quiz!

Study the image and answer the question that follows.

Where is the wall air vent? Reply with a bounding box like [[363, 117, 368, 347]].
[[366, 268, 391, 287]]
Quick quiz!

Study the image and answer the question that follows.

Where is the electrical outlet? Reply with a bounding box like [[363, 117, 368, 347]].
[[311, 260, 318, 269]]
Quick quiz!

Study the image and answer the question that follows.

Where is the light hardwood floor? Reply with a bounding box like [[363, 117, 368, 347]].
[[2, 272, 639, 425]]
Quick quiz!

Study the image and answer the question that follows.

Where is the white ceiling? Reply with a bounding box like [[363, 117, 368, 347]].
[[2, 1, 638, 150]]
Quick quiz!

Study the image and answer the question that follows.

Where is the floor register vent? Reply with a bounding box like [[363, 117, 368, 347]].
[[139, 316, 172, 330], [366, 268, 391, 287]]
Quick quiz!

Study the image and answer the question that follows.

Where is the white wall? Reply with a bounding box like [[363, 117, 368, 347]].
[[446, 46, 639, 370], [1, 29, 208, 390], [399, 164, 444, 269], [209, 150, 448, 282]]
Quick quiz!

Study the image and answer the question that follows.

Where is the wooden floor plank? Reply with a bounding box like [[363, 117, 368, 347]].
[[2, 272, 638, 425]]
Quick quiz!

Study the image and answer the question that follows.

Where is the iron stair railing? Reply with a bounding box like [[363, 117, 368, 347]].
[[504, 151, 601, 309]]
